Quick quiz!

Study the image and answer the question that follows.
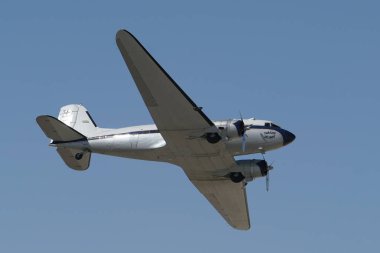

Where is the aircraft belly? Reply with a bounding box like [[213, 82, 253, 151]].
[[100, 148, 170, 161], [88, 133, 169, 162]]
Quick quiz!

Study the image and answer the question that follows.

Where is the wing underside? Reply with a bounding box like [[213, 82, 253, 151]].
[[191, 179, 250, 230], [116, 30, 214, 132]]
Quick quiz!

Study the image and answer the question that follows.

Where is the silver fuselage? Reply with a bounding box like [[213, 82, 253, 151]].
[[52, 118, 293, 163]]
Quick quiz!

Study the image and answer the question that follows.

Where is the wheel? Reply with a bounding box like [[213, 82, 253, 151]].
[[206, 132, 221, 144], [229, 172, 245, 183], [75, 153, 83, 160]]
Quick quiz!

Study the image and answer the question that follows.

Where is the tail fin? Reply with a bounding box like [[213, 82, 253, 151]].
[[36, 115, 90, 171], [58, 104, 97, 137]]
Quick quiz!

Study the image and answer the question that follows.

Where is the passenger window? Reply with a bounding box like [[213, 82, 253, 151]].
[[265, 123, 271, 127]]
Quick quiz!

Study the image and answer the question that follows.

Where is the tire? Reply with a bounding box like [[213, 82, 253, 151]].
[[206, 133, 221, 144], [75, 153, 83, 160], [230, 172, 245, 183]]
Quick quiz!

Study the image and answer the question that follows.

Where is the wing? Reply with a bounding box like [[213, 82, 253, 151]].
[[116, 30, 215, 133], [191, 179, 250, 230], [164, 136, 251, 230], [116, 30, 250, 229]]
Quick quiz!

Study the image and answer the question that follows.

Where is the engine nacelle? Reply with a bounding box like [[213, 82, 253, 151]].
[[229, 159, 270, 183], [218, 119, 244, 139]]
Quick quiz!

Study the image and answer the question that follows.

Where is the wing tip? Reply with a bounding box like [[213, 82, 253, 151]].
[[229, 220, 251, 231], [116, 29, 134, 41], [36, 115, 55, 125], [233, 224, 251, 231]]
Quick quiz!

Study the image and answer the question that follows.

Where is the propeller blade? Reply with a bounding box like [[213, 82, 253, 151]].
[[266, 162, 274, 192], [242, 133, 246, 152], [239, 111, 243, 121], [235, 112, 250, 152]]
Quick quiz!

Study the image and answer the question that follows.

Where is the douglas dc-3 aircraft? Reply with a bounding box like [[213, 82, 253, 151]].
[[36, 30, 295, 230]]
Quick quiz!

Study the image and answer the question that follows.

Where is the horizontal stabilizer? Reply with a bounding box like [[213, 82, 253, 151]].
[[57, 147, 91, 171], [36, 115, 86, 142]]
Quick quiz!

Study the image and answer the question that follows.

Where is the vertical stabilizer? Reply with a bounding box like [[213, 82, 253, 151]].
[[58, 104, 97, 137]]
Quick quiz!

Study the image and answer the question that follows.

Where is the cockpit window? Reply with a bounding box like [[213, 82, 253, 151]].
[[264, 122, 281, 128]]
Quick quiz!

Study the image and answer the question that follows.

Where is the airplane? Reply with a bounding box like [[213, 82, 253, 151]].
[[36, 30, 295, 230]]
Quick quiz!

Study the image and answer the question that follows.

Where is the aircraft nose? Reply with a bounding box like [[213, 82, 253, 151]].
[[282, 130, 296, 146]]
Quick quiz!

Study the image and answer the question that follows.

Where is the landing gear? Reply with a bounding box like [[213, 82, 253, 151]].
[[75, 153, 83, 160], [229, 172, 245, 183], [206, 132, 221, 144]]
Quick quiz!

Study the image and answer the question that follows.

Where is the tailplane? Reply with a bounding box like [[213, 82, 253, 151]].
[[36, 115, 86, 142], [56, 147, 91, 171], [36, 115, 90, 171]]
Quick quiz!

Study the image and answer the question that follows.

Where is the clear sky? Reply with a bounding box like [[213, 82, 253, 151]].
[[0, 0, 379, 252]]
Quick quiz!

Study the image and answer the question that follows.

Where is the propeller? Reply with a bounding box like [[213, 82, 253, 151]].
[[261, 153, 274, 192], [234, 112, 249, 152], [266, 163, 274, 192], [242, 130, 247, 152]]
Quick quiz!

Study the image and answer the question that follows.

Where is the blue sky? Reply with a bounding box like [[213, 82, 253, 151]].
[[0, 0, 379, 252]]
